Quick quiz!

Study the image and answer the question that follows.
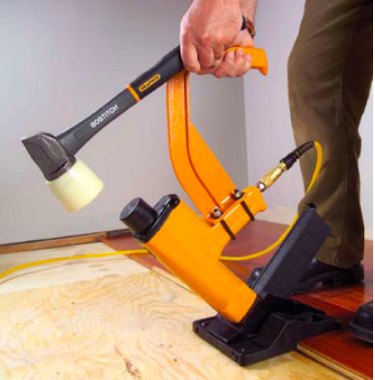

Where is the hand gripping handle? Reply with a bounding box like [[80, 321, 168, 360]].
[[129, 46, 268, 101], [227, 47, 268, 75]]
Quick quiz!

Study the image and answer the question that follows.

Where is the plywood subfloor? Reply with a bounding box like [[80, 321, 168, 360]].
[[105, 220, 373, 380], [0, 243, 347, 379]]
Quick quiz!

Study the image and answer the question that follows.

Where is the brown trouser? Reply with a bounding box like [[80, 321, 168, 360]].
[[288, 0, 372, 268]]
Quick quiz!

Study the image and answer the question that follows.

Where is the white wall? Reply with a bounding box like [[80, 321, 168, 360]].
[[244, 1, 373, 238], [0, 0, 248, 244]]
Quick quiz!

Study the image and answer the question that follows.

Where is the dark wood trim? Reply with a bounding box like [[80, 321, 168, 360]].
[[0, 229, 131, 254]]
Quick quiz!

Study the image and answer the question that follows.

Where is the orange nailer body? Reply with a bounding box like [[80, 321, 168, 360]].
[[121, 47, 268, 323]]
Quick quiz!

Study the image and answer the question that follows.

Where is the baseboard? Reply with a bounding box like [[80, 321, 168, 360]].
[[0, 229, 131, 254]]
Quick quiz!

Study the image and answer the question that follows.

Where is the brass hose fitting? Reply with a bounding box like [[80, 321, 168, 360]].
[[256, 141, 315, 192], [257, 162, 287, 192]]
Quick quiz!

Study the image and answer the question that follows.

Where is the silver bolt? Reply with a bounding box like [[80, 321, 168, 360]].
[[233, 189, 243, 199], [257, 182, 266, 192], [212, 207, 222, 218]]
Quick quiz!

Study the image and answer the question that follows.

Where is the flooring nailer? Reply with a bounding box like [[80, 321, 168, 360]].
[[22, 35, 340, 365]]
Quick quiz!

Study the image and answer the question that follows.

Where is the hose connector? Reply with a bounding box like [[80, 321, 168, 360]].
[[257, 162, 287, 192], [256, 141, 315, 192]]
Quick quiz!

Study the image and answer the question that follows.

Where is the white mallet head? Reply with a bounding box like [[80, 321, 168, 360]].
[[22, 132, 103, 212]]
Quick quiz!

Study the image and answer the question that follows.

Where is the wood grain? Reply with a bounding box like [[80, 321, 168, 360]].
[[0, 248, 346, 380], [104, 219, 373, 380], [0, 242, 147, 295]]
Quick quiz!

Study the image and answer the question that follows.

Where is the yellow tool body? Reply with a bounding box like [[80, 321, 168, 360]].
[[145, 191, 265, 323], [138, 53, 268, 323]]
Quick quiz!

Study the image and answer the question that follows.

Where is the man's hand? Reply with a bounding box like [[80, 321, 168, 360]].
[[180, 0, 254, 77], [213, 30, 254, 78]]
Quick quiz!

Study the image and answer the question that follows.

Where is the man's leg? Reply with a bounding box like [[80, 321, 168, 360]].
[[288, 0, 372, 268]]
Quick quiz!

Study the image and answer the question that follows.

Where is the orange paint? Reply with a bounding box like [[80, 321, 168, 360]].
[[227, 47, 268, 75], [140, 69, 268, 323], [127, 85, 140, 102]]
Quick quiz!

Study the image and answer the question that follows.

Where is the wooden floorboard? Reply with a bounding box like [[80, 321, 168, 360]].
[[104, 219, 373, 380], [0, 243, 346, 379]]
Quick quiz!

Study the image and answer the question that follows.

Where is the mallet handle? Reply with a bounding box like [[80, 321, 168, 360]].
[[58, 46, 267, 155]]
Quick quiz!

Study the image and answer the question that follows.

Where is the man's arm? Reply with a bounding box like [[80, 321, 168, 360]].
[[180, 0, 257, 77]]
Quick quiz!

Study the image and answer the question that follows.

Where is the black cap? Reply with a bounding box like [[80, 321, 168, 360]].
[[120, 198, 157, 234]]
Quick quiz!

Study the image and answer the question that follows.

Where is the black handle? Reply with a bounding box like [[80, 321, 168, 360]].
[[129, 15, 247, 100], [130, 46, 183, 100], [58, 46, 183, 155], [57, 16, 247, 155]]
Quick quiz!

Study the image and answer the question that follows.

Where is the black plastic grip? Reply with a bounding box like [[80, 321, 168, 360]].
[[58, 90, 137, 155], [56, 46, 183, 155], [129, 15, 247, 100], [58, 47, 183, 154], [51, 17, 248, 156], [130, 46, 183, 100]]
